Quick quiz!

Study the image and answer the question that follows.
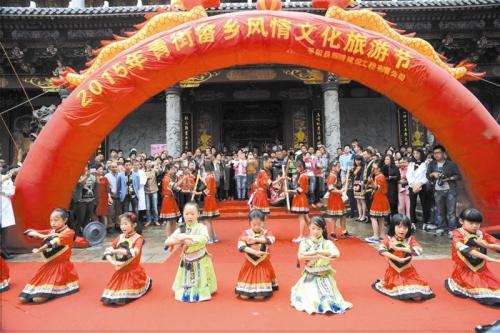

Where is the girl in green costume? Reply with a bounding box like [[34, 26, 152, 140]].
[[164, 202, 217, 302]]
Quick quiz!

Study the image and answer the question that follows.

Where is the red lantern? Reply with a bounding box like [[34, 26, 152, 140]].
[[256, 0, 282, 11]]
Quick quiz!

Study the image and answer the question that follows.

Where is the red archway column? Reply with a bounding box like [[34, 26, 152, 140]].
[[12, 10, 500, 247]]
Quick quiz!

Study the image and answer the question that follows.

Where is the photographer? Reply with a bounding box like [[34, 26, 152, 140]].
[[272, 150, 285, 180], [426, 145, 461, 236], [74, 166, 97, 236]]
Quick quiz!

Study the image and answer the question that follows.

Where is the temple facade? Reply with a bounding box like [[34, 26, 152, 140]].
[[1, 0, 499, 160]]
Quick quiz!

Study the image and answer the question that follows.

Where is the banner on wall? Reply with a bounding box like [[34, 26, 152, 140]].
[[151, 144, 168, 157]]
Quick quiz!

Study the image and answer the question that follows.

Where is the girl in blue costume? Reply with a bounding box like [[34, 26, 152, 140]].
[[291, 216, 352, 314], [164, 201, 217, 302]]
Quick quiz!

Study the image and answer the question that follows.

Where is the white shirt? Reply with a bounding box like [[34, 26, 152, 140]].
[[406, 161, 428, 186], [137, 169, 148, 211], [1, 177, 16, 228]]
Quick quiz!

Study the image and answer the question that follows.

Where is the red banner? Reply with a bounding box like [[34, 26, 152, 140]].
[[13, 11, 500, 247]]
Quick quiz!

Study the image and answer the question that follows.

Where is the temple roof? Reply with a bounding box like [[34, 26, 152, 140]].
[[1, 0, 500, 17]]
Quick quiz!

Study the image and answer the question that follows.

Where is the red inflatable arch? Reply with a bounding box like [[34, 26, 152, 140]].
[[12, 10, 500, 246]]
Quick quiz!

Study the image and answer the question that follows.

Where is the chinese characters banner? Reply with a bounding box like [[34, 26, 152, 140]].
[[62, 12, 420, 136], [15, 10, 500, 234], [182, 112, 193, 152], [312, 108, 324, 148]]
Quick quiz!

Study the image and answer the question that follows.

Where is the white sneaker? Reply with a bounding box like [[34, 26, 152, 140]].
[[364, 236, 380, 243], [292, 236, 304, 243], [435, 228, 445, 236]]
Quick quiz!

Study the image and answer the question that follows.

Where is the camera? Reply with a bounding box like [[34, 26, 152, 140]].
[[437, 173, 446, 186]]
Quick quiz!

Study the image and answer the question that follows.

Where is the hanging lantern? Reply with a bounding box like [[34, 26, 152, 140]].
[[256, 0, 282, 11]]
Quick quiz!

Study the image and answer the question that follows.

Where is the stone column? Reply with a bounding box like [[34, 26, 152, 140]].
[[321, 78, 341, 157], [165, 86, 182, 158]]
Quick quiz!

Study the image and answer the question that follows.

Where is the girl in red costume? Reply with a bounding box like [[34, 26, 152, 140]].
[[19, 208, 79, 303], [101, 212, 152, 305], [324, 162, 352, 240], [235, 209, 278, 299], [160, 165, 181, 237], [289, 161, 310, 243], [373, 214, 435, 301], [445, 208, 500, 305], [200, 161, 220, 244], [365, 160, 390, 244], [0, 255, 9, 292], [252, 156, 284, 215]]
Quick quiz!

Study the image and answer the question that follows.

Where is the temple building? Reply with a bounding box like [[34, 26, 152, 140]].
[[1, 0, 499, 160]]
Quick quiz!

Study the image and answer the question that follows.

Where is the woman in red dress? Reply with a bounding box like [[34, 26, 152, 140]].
[[0, 256, 9, 292], [19, 208, 79, 303], [445, 208, 500, 305], [235, 209, 278, 299], [160, 165, 181, 237], [200, 162, 220, 243], [95, 164, 112, 231], [289, 161, 310, 243], [324, 162, 352, 240], [373, 214, 435, 301], [101, 212, 152, 305], [365, 160, 390, 243]]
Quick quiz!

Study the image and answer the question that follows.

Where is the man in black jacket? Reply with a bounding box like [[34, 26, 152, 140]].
[[426, 145, 461, 236]]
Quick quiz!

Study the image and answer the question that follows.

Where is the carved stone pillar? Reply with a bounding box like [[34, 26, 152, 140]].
[[165, 86, 182, 158], [321, 78, 341, 157]]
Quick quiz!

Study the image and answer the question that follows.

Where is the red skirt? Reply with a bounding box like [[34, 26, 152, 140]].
[[325, 193, 346, 217], [96, 197, 109, 216], [202, 195, 220, 218], [370, 192, 390, 217], [235, 257, 278, 298], [160, 196, 181, 220], [445, 264, 500, 305], [252, 190, 270, 214], [0, 257, 9, 292], [101, 264, 152, 305], [291, 192, 309, 214], [19, 259, 79, 301], [372, 265, 435, 301]]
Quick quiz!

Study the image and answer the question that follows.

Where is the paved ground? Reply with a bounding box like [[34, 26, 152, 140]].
[[9, 217, 454, 263]]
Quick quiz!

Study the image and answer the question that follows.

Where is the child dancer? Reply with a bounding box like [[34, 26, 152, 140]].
[[372, 214, 435, 301], [252, 156, 283, 215], [291, 216, 352, 314], [235, 209, 278, 299], [289, 161, 310, 243], [160, 165, 181, 237], [101, 212, 152, 305], [177, 167, 196, 213], [165, 202, 217, 302], [19, 208, 79, 303], [200, 161, 220, 243], [0, 255, 9, 292], [324, 162, 352, 240], [365, 160, 390, 243], [445, 208, 500, 305]]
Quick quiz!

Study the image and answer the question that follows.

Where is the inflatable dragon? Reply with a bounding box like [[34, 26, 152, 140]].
[[312, 0, 484, 82], [52, 0, 220, 89], [53, 0, 483, 89]]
